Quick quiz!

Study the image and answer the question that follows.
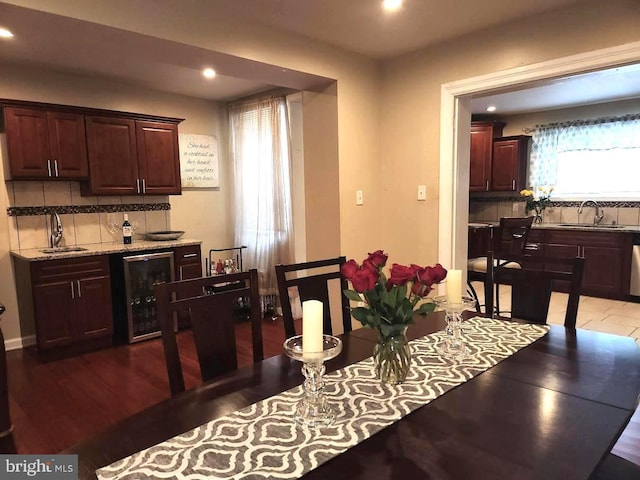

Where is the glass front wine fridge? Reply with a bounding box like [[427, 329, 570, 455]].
[[122, 251, 174, 343]]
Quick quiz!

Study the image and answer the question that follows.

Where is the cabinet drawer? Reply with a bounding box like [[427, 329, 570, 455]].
[[174, 245, 201, 265], [546, 230, 629, 248], [31, 255, 110, 284]]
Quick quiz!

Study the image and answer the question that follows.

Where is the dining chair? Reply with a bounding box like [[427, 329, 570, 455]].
[[155, 270, 264, 397], [275, 257, 352, 339], [484, 251, 585, 328], [0, 303, 17, 454], [467, 216, 534, 313]]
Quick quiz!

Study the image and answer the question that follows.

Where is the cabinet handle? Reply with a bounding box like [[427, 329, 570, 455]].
[[54, 160, 59, 177], [70, 281, 74, 299], [47, 160, 52, 177], [77, 280, 82, 298], [179, 266, 183, 280], [142, 179, 146, 194], [486, 180, 489, 191], [183, 253, 198, 259], [512, 179, 515, 190], [136, 178, 141, 194]]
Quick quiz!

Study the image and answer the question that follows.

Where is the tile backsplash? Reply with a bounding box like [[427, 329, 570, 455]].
[[469, 198, 640, 226], [5, 181, 172, 250]]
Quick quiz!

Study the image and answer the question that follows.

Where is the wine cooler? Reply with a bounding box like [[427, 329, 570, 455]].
[[122, 251, 175, 343]]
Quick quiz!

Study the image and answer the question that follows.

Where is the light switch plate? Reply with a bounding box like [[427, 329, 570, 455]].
[[417, 185, 427, 201], [356, 190, 364, 206]]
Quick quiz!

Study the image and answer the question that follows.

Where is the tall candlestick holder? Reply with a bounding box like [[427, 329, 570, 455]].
[[434, 295, 476, 361], [284, 335, 342, 427]]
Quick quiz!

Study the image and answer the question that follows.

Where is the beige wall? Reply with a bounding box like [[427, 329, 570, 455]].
[[380, 0, 640, 267], [0, 64, 230, 344]]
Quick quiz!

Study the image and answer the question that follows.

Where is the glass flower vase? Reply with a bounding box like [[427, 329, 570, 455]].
[[533, 205, 544, 224], [373, 326, 411, 385]]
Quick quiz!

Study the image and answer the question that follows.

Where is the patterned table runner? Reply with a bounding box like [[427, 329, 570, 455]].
[[97, 317, 549, 480]]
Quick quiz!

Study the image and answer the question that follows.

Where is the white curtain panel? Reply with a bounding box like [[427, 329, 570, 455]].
[[229, 96, 295, 295]]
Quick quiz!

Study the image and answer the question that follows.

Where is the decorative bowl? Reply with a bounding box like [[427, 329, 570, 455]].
[[145, 231, 185, 241]]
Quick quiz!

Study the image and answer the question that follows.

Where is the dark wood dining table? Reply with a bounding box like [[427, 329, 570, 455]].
[[67, 312, 640, 480]]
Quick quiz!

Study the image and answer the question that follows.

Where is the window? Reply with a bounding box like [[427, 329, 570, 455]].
[[529, 114, 640, 199]]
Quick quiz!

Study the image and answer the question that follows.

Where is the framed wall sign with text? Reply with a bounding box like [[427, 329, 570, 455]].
[[178, 133, 219, 188]]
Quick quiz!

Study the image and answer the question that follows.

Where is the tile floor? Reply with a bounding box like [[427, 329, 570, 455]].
[[470, 282, 640, 345]]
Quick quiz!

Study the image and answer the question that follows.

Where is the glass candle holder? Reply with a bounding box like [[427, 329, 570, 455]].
[[284, 335, 342, 428], [434, 295, 476, 361]]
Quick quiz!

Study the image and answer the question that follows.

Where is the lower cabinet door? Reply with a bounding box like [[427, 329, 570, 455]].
[[74, 275, 114, 342], [33, 281, 74, 349], [582, 246, 623, 297]]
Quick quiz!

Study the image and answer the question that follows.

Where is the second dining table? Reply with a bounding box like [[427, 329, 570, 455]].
[[67, 311, 640, 480]]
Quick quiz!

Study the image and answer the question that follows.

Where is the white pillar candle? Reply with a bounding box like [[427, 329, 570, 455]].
[[446, 269, 462, 304], [302, 300, 324, 353]]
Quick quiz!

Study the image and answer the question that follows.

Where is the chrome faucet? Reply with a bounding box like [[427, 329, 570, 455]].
[[50, 211, 63, 248], [578, 200, 605, 225]]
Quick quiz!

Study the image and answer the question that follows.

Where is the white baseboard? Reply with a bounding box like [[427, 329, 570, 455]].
[[5, 335, 36, 351]]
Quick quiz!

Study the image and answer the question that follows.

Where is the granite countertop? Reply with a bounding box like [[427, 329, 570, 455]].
[[11, 238, 202, 261], [468, 222, 640, 233]]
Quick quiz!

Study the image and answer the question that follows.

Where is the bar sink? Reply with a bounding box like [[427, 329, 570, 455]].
[[40, 246, 89, 254]]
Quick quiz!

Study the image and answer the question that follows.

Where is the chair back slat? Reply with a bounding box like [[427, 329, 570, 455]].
[[493, 216, 534, 255], [275, 257, 351, 339], [155, 270, 263, 396]]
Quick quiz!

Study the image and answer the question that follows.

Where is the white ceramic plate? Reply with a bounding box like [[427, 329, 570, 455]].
[[146, 231, 185, 241]]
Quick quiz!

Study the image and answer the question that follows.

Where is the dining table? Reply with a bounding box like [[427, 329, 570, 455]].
[[66, 311, 640, 480]]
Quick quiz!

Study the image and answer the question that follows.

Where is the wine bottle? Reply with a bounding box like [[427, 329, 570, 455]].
[[122, 213, 132, 244]]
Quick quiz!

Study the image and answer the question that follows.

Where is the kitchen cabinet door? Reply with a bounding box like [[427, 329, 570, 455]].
[[33, 280, 75, 349], [4, 106, 50, 178], [4, 107, 88, 179], [85, 116, 139, 195], [582, 246, 624, 297], [74, 275, 113, 342], [469, 121, 505, 192], [136, 121, 181, 195], [491, 136, 530, 192], [47, 111, 88, 178]]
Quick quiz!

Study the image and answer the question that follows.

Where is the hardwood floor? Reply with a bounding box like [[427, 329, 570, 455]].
[[5, 314, 640, 469], [6, 316, 293, 454]]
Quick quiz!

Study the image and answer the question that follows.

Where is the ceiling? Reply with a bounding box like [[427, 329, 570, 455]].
[[0, 0, 639, 110]]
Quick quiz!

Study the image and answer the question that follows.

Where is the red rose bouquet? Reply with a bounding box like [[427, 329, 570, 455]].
[[341, 250, 447, 338]]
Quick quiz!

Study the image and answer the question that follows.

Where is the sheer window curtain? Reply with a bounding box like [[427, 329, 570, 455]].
[[529, 114, 640, 187], [228, 96, 295, 301]]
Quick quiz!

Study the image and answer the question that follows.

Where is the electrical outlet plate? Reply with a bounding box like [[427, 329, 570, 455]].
[[417, 185, 427, 201]]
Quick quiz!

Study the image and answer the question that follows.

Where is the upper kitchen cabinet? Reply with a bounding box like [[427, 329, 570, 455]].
[[3, 105, 88, 180], [84, 116, 138, 195], [83, 116, 182, 196], [136, 121, 181, 195], [491, 135, 531, 192], [469, 121, 505, 192]]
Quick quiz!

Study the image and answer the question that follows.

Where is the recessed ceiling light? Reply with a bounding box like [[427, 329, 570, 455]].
[[202, 68, 216, 79], [486, 105, 497, 112], [382, 0, 402, 12], [0, 28, 14, 38]]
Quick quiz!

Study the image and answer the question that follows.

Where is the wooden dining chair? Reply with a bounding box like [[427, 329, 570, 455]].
[[484, 251, 585, 328], [467, 216, 534, 313], [155, 270, 263, 397], [275, 257, 352, 339], [0, 303, 17, 454]]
